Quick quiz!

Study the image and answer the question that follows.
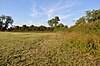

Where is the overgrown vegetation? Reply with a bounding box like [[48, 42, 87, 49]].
[[70, 9, 100, 33], [0, 9, 100, 66], [0, 32, 100, 66]]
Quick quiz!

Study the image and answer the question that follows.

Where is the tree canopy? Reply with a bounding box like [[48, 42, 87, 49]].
[[48, 16, 60, 27], [0, 15, 14, 30], [71, 9, 100, 33]]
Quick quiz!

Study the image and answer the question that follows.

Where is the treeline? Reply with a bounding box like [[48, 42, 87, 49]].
[[8, 24, 68, 32], [8, 25, 54, 32], [0, 9, 100, 32], [0, 15, 68, 32]]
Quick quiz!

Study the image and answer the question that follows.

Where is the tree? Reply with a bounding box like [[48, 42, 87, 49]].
[[65, 25, 68, 28], [29, 25, 35, 31], [21, 25, 29, 31], [38, 25, 47, 31], [48, 20, 53, 27], [86, 9, 100, 23], [0, 20, 3, 30], [75, 16, 86, 25], [57, 23, 64, 27], [30, 25, 34, 28], [13, 26, 20, 31], [54, 16, 60, 26], [7, 27, 13, 31], [0, 15, 14, 30], [48, 16, 60, 27], [70, 9, 100, 33]]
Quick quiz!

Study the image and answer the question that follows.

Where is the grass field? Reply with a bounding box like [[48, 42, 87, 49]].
[[0, 32, 100, 66]]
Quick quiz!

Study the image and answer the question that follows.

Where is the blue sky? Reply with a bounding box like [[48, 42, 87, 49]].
[[0, 0, 100, 27]]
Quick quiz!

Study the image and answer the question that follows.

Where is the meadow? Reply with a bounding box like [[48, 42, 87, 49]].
[[0, 32, 100, 66]]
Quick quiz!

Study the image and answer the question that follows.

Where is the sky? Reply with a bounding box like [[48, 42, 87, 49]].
[[0, 0, 100, 27]]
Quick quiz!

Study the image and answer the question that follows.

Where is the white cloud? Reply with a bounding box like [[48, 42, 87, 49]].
[[40, 0, 81, 19], [30, 6, 38, 17], [46, 9, 55, 17], [30, 11, 38, 17], [60, 15, 72, 20], [29, 0, 82, 25]]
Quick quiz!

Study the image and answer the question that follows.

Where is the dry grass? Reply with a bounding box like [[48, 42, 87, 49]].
[[0, 32, 100, 66]]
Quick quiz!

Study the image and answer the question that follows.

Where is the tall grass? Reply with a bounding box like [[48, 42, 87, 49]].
[[0, 32, 100, 66]]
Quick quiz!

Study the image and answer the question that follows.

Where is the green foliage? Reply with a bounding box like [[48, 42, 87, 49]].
[[54, 24, 68, 32], [70, 9, 100, 33], [75, 16, 86, 25], [86, 9, 100, 23], [54, 27, 67, 32], [70, 22, 100, 33], [48, 16, 60, 27], [47, 16, 69, 32], [0, 21, 3, 30], [57, 23, 64, 27], [6, 16, 68, 32], [21, 25, 29, 31], [0, 15, 14, 31], [10, 25, 54, 32]]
